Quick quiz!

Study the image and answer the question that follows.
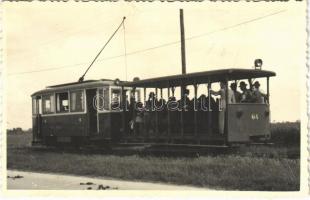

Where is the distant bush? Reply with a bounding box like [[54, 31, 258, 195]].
[[270, 122, 300, 146], [7, 128, 32, 135]]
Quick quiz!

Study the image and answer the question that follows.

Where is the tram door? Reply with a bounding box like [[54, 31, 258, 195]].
[[32, 96, 42, 142], [86, 89, 98, 135]]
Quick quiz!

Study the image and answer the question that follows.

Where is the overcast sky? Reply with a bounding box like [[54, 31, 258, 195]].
[[3, 1, 306, 129]]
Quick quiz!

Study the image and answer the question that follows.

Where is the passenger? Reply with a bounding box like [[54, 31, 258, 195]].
[[180, 89, 193, 111], [145, 92, 156, 111], [128, 92, 136, 134], [124, 94, 130, 111], [197, 94, 208, 134], [167, 96, 177, 110], [197, 94, 217, 112], [239, 81, 252, 103], [156, 98, 166, 111], [123, 94, 130, 133], [145, 92, 157, 135], [252, 81, 267, 103], [134, 101, 144, 136], [209, 95, 219, 134], [167, 96, 179, 135], [157, 98, 167, 135], [111, 95, 120, 110], [210, 81, 236, 108], [181, 89, 193, 134], [210, 81, 235, 134], [230, 83, 242, 103]]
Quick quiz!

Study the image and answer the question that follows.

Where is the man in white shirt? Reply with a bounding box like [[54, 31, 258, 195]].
[[210, 81, 236, 134]]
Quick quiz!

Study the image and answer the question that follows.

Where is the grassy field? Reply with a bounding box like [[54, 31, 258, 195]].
[[7, 122, 300, 191]]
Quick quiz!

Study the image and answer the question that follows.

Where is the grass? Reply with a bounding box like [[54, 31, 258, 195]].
[[7, 131, 300, 191], [270, 122, 300, 146], [8, 147, 299, 191], [7, 132, 32, 148]]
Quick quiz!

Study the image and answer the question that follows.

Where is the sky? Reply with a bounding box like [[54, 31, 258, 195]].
[[3, 1, 306, 129]]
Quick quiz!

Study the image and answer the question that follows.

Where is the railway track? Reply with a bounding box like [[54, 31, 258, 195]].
[[26, 143, 299, 159]]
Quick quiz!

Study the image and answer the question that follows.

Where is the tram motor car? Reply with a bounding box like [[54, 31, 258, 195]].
[[31, 68, 276, 147]]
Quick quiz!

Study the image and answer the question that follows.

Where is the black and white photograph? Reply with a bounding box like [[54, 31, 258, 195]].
[[2, 0, 307, 196]]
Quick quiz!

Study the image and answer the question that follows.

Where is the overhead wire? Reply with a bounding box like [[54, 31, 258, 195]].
[[9, 12, 136, 59], [8, 9, 286, 76]]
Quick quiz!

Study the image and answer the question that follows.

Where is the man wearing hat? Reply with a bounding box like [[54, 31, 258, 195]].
[[230, 82, 242, 103], [145, 92, 157, 134], [239, 81, 252, 103], [252, 81, 266, 103]]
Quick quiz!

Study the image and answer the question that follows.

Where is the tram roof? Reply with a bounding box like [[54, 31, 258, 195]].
[[32, 68, 276, 96], [121, 68, 276, 88], [32, 79, 128, 96]]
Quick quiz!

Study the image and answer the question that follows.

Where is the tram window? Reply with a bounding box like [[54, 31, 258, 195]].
[[32, 98, 37, 115], [136, 90, 141, 102], [38, 99, 42, 114], [111, 89, 121, 110], [98, 88, 109, 111], [129, 89, 141, 102], [70, 90, 84, 112], [56, 92, 69, 113], [42, 94, 55, 114], [32, 97, 42, 115]]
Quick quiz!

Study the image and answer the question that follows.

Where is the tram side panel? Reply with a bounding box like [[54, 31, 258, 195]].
[[98, 113, 111, 139], [111, 112, 122, 141], [98, 112, 122, 142], [40, 114, 88, 142], [227, 104, 270, 143]]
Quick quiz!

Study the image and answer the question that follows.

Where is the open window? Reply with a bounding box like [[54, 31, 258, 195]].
[[70, 90, 85, 112], [97, 87, 110, 111], [42, 94, 55, 114], [111, 88, 121, 110], [56, 92, 69, 113], [32, 96, 42, 115], [129, 89, 141, 102], [232, 79, 267, 104]]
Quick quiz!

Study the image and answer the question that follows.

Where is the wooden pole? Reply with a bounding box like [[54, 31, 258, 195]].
[[194, 84, 198, 140], [180, 9, 186, 101], [121, 86, 126, 138], [143, 88, 146, 140], [208, 80, 212, 135], [180, 9, 186, 75], [167, 85, 171, 141], [155, 88, 159, 137], [224, 78, 229, 146], [267, 77, 270, 104]]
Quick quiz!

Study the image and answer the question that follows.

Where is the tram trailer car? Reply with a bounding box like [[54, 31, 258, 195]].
[[31, 68, 276, 147]]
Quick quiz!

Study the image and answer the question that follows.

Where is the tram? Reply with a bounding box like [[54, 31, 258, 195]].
[[31, 68, 276, 147]]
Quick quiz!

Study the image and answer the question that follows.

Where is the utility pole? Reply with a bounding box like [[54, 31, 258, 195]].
[[179, 9, 186, 137], [180, 9, 186, 99], [180, 9, 186, 75]]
